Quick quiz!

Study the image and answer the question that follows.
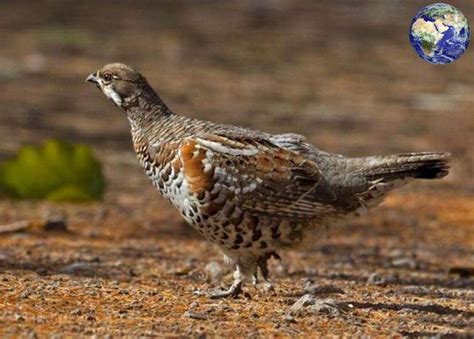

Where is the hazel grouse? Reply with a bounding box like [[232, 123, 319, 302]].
[[86, 63, 450, 298]]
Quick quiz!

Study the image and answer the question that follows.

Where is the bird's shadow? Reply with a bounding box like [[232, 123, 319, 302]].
[[348, 301, 471, 317], [0, 240, 172, 281]]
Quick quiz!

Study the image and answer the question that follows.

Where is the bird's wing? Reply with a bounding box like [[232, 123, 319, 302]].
[[178, 132, 339, 220]]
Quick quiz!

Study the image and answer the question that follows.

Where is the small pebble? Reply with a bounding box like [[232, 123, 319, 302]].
[[60, 262, 91, 274], [184, 310, 209, 320], [367, 273, 386, 285], [391, 257, 418, 269]]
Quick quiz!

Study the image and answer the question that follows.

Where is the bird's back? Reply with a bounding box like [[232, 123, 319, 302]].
[[133, 110, 450, 222]]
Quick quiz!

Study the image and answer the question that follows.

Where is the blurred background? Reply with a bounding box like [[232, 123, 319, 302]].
[[0, 1, 472, 336]]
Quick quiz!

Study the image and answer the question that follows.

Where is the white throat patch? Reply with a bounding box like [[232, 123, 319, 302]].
[[102, 84, 122, 106]]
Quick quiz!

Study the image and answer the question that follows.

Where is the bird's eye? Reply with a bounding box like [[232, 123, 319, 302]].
[[103, 73, 112, 81]]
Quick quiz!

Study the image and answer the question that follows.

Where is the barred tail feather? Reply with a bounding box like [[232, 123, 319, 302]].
[[361, 152, 451, 181], [362, 152, 450, 182], [353, 152, 450, 208]]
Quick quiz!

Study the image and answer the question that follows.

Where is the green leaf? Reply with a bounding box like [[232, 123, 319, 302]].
[[0, 139, 105, 202], [47, 185, 95, 202]]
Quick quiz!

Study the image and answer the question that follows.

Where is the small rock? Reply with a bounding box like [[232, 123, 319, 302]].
[[402, 285, 428, 295], [20, 289, 33, 299], [14, 314, 25, 321], [43, 208, 68, 232], [283, 314, 297, 323], [169, 265, 192, 276], [289, 294, 315, 315], [60, 262, 91, 274], [184, 310, 209, 320], [367, 273, 386, 285], [44, 219, 68, 232], [204, 261, 223, 282], [308, 299, 344, 316], [391, 257, 418, 269], [205, 306, 216, 314], [189, 301, 199, 309], [289, 294, 345, 316], [192, 288, 207, 296], [388, 249, 404, 258], [449, 266, 474, 278], [86, 315, 96, 322], [71, 309, 82, 316]]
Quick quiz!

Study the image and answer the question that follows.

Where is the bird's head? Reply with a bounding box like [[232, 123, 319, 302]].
[[86, 63, 149, 109]]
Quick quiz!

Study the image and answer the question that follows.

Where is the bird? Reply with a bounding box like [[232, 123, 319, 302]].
[[86, 63, 450, 298]]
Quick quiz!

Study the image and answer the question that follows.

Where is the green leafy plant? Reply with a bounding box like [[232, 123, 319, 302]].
[[0, 140, 105, 202]]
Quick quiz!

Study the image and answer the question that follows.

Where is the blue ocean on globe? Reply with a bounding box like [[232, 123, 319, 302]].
[[409, 3, 470, 64]]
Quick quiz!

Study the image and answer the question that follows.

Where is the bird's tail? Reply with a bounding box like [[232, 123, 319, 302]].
[[351, 152, 450, 207], [359, 152, 451, 181]]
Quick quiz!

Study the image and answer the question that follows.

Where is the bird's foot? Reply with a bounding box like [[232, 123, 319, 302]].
[[260, 281, 275, 293], [252, 275, 275, 293], [208, 279, 243, 299]]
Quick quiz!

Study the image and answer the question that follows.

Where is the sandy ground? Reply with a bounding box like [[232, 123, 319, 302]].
[[0, 1, 473, 336]]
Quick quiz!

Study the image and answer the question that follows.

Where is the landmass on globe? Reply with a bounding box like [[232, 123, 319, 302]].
[[409, 3, 470, 64]]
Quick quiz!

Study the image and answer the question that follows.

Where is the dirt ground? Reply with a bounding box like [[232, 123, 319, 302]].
[[0, 1, 473, 337]]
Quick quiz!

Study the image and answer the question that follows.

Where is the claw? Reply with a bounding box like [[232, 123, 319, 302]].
[[208, 279, 243, 299], [208, 265, 244, 299]]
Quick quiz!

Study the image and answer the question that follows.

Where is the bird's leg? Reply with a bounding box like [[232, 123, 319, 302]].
[[209, 266, 244, 299], [257, 255, 270, 281], [252, 268, 259, 286], [254, 252, 280, 292], [252, 258, 262, 287]]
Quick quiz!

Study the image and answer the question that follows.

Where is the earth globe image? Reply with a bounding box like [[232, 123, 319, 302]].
[[409, 3, 470, 64]]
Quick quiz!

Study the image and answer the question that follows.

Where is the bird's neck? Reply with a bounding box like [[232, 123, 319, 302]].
[[126, 85, 173, 133], [125, 85, 188, 151]]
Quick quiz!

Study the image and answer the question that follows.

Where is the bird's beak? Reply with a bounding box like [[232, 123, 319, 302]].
[[86, 72, 99, 84]]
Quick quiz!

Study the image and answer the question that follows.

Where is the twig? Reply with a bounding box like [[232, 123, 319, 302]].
[[0, 220, 31, 234]]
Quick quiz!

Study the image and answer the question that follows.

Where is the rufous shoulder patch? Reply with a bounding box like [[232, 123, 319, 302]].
[[180, 140, 214, 195]]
